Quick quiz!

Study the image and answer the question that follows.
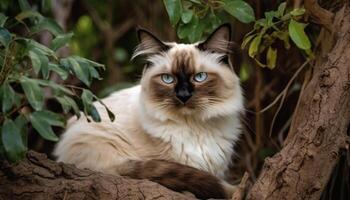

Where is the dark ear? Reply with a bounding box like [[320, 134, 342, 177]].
[[132, 28, 170, 59], [197, 23, 232, 54]]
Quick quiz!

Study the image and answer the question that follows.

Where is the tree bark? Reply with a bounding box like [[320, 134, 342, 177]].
[[246, 6, 350, 200], [0, 151, 193, 200]]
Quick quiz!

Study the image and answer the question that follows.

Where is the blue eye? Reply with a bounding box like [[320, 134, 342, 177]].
[[161, 74, 174, 84], [193, 72, 207, 82]]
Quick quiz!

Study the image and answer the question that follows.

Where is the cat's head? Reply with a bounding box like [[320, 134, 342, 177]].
[[134, 24, 243, 121]]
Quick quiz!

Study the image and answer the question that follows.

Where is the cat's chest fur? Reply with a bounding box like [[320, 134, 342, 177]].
[[139, 109, 240, 178]]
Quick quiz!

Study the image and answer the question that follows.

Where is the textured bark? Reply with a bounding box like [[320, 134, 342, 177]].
[[246, 6, 350, 200], [0, 151, 193, 200]]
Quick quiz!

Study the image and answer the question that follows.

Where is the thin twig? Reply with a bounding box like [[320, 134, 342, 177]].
[[258, 60, 310, 114]]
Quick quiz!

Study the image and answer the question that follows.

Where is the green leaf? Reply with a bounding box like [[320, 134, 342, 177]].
[[177, 23, 192, 39], [31, 110, 65, 128], [184, 15, 204, 43], [277, 2, 287, 17], [56, 95, 81, 117], [92, 94, 115, 122], [29, 112, 59, 142], [266, 47, 277, 69], [26, 39, 56, 57], [36, 79, 73, 96], [31, 18, 64, 36], [48, 63, 69, 80], [241, 34, 256, 49], [28, 49, 49, 78], [67, 57, 90, 86], [0, 13, 8, 27], [248, 34, 262, 57], [14, 114, 28, 144], [64, 96, 81, 117], [90, 105, 101, 122], [0, 27, 11, 47], [18, 0, 31, 11], [50, 32, 73, 51], [15, 11, 43, 22], [181, 9, 193, 24], [1, 83, 20, 113], [272, 31, 291, 49], [1, 119, 26, 162], [20, 77, 44, 111], [290, 8, 305, 16], [72, 56, 105, 68], [163, 0, 182, 26], [223, 0, 255, 23], [288, 19, 311, 50], [88, 65, 101, 80], [81, 89, 101, 122], [28, 50, 41, 74], [239, 62, 250, 82]]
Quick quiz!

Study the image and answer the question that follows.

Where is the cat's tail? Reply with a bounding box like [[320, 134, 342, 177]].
[[117, 159, 235, 199]]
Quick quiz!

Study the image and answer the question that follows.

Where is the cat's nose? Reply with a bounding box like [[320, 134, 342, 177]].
[[176, 89, 192, 103]]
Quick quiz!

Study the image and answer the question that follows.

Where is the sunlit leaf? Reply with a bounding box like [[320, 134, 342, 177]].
[[163, 0, 182, 26], [223, 0, 255, 23], [241, 34, 256, 49], [288, 19, 311, 50], [290, 8, 306, 16], [15, 10, 43, 22], [277, 2, 287, 17], [266, 46, 277, 69], [1, 119, 26, 162], [239, 62, 250, 82], [248, 34, 262, 57]]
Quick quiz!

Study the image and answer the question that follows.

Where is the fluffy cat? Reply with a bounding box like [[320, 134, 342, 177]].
[[54, 24, 243, 199]]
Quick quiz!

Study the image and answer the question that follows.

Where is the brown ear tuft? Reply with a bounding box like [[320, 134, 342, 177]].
[[197, 23, 232, 54], [132, 28, 170, 59]]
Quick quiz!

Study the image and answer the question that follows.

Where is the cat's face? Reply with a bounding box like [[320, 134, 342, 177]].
[[135, 24, 243, 121]]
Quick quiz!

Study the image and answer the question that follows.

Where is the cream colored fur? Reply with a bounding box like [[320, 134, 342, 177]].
[[54, 34, 243, 184]]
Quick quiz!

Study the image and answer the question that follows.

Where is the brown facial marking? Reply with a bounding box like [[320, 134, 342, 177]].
[[147, 48, 232, 111]]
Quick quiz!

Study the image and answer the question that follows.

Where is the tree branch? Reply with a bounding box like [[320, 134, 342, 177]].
[[304, 0, 334, 31], [0, 151, 194, 200]]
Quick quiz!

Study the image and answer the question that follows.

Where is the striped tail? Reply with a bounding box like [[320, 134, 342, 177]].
[[118, 159, 230, 199]]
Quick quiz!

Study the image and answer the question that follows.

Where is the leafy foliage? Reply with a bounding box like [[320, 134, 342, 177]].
[[164, 1, 312, 69], [242, 3, 312, 69], [0, 0, 114, 162], [163, 0, 255, 42]]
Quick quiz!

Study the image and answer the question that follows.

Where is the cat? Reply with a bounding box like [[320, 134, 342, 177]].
[[53, 24, 243, 199]]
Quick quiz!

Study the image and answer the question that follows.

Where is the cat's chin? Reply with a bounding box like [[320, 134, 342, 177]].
[[176, 106, 196, 115]]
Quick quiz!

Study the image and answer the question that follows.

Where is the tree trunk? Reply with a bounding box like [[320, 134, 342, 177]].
[[0, 151, 193, 200], [246, 6, 350, 200]]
